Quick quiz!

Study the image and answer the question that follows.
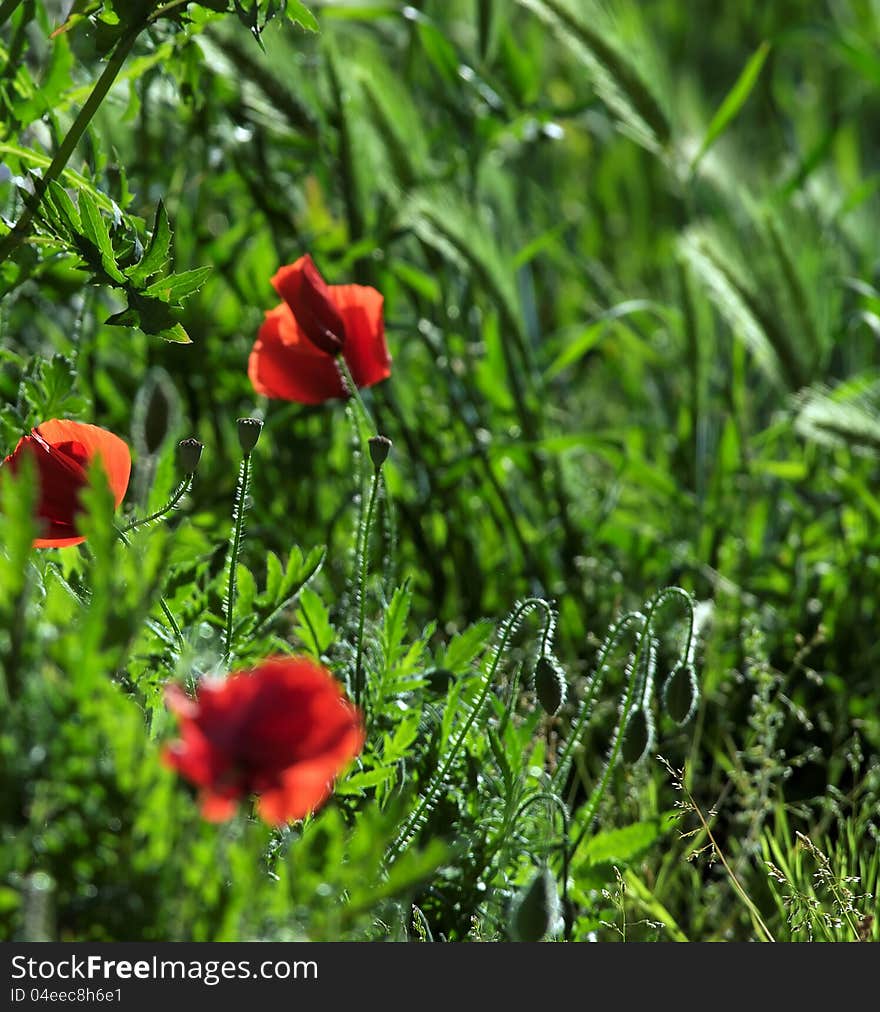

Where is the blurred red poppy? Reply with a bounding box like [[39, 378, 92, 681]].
[[248, 254, 391, 404], [163, 656, 365, 825], [1, 419, 131, 548]]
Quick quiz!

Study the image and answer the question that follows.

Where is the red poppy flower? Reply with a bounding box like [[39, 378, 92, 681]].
[[248, 254, 391, 404], [1, 419, 131, 548], [163, 656, 365, 826]]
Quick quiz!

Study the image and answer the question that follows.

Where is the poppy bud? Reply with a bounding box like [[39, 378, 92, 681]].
[[621, 707, 652, 765], [663, 661, 698, 725], [133, 369, 179, 456], [178, 438, 203, 474], [237, 417, 263, 455], [534, 655, 566, 716], [510, 868, 560, 942], [426, 668, 454, 694], [368, 435, 392, 470]]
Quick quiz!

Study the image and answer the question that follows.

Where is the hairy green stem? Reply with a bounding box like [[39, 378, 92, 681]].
[[568, 628, 651, 857], [354, 466, 380, 712], [512, 791, 571, 939], [115, 526, 182, 646], [500, 602, 556, 732], [551, 611, 644, 792], [120, 476, 192, 534], [567, 588, 695, 855], [223, 454, 252, 663], [0, 21, 142, 264], [336, 355, 374, 436], [386, 596, 553, 865]]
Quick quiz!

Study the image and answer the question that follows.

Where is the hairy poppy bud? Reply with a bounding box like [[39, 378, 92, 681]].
[[621, 707, 652, 765], [178, 438, 203, 474], [510, 868, 560, 942], [134, 369, 179, 456], [368, 435, 392, 470], [534, 655, 566, 716], [237, 417, 263, 455], [426, 668, 454, 694], [663, 661, 698, 725]]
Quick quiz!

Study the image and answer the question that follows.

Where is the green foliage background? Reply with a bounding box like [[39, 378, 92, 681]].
[[0, 0, 878, 941]]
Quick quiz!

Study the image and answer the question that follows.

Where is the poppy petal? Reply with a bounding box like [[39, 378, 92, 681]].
[[164, 656, 365, 826], [33, 531, 88, 549], [200, 794, 239, 823], [257, 758, 339, 825], [35, 420, 131, 507], [271, 254, 346, 355], [248, 305, 346, 404], [329, 284, 391, 391]]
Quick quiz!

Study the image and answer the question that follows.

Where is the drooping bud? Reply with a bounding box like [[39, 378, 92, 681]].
[[237, 417, 263, 455], [621, 707, 652, 765], [133, 368, 179, 456], [368, 435, 392, 471], [178, 438, 203, 474], [510, 868, 560, 942], [425, 667, 454, 695], [533, 654, 566, 716], [663, 661, 698, 725]]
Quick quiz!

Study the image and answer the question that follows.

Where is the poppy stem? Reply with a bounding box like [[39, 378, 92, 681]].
[[114, 526, 183, 646], [335, 356, 375, 436], [119, 476, 192, 534], [223, 452, 252, 663], [0, 19, 143, 264], [353, 465, 381, 713]]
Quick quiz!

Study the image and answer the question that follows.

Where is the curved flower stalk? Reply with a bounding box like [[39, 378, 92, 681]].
[[510, 791, 571, 938], [385, 596, 556, 865], [560, 587, 697, 856]]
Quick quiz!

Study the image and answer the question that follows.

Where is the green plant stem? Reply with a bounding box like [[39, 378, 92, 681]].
[[568, 629, 649, 857], [511, 791, 571, 940], [688, 786, 775, 942], [336, 355, 374, 436], [354, 466, 380, 713], [551, 611, 643, 791], [567, 588, 695, 854], [149, 0, 192, 20], [115, 526, 182, 645], [0, 21, 142, 264], [553, 587, 695, 795], [387, 597, 553, 865], [224, 453, 251, 663], [0, 0, 23, 29], [120, 476, 192, 534]]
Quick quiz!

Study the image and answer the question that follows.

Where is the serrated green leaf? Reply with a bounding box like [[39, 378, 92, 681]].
[[235, 564, 257, 617], [579, 819, 661, 865], [142, 266, 212, 303], [156, 323, 192, 344], [104, 307, 140, 328], [336, 767, 394, 795], [295, 586, 333, 656], [45, 180, 81, 236], [126, 200, 171, 286], [286, 1, 318, 31], [265, 551, 284, 601], [78, 191, 125, 282]]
